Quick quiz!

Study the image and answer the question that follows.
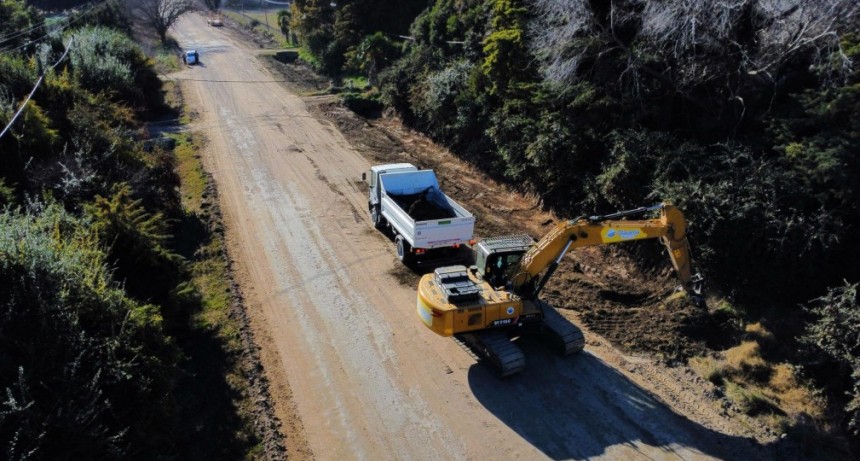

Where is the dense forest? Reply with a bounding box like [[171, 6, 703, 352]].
[[1, 1, 262, 459], [287, 0, 860, 447]]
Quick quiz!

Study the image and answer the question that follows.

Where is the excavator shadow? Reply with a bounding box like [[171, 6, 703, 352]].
[[466, 337, 789, 460]]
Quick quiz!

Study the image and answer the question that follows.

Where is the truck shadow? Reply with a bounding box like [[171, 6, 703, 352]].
[[467, 337, 789, 460]]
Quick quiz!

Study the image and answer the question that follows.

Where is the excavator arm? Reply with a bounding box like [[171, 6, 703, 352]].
[[513, 203, 701, 300]]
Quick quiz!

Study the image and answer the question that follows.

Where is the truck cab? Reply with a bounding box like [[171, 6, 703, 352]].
[[364, 163, 417, 224]]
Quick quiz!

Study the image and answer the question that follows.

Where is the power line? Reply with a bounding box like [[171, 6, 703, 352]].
[[0, 38, 74, 141], [0, 2, 104, 55], [0, 19, 46, 45], [0, 3, 99, 44]]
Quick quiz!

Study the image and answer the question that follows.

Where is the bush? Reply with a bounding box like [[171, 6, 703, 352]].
[[85, 184, 188, 329], [68, 26, 163, 110], [341, 92, 383, 117], [0, 205, 177, 459], [803, 282, 860, 436]]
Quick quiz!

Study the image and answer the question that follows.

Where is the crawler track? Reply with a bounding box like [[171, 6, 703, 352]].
[[457, 331, 526, 377], [539, 302, 586, 356]]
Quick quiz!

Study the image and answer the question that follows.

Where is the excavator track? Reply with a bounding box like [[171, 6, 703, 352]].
[[456, 331, 526, 377], [539, 304, 586, 356]]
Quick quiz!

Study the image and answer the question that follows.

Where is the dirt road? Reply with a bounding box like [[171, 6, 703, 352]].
[[170, 14, 772, 460]]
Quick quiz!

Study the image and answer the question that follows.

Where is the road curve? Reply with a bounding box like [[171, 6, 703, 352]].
[[171, 13, 755, 461]]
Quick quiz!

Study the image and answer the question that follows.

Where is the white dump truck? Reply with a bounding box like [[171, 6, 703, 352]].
[[364, 163, 475, 264]]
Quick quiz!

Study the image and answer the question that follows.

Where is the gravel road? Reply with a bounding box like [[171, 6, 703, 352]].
[[170, 14, 768, 461]]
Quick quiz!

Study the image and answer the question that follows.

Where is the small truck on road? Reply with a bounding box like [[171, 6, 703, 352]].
[[364, 163, 475, 264], [182, 49, 199, 65]]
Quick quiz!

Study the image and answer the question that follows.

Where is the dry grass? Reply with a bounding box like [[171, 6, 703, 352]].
[[725, 381, 781, 416], [725, 340, 771, 381], [689, 322, 827, 433], [689, 355, 726, 385], [744, 322, 774, 342]]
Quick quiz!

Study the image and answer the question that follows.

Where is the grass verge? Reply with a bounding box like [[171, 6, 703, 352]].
[[171, 132, 269, 459]]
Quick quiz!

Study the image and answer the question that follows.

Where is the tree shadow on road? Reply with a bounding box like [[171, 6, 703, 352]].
[[467, 337, 797, 461]]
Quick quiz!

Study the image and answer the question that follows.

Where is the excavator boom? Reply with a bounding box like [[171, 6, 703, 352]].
[[516, 203, 696, 297]]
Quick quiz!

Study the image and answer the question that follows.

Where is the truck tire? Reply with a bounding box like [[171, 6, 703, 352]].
[[395, 235, 412, 264]]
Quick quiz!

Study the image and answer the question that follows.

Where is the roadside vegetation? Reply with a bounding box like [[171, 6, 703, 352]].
[[1, 1, 270, 459], [284, 0, 860, 454], [224, 7, 289, 48]]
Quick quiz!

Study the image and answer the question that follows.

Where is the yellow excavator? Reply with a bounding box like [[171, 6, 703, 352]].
[[416, 203, 704, 376]]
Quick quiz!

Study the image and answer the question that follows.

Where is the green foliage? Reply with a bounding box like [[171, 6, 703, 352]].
[[277, 8, 293, 43], [0, 53, 37, 97], [68, 26, 164, 110], [85, 184, 188, 328], [0, 178, 12, 205], [290, 0, 430, 76], [413, 60, 476, 136], [482, 0, 532, 95], [68, 26, 132, 96], [0, 205, 176, 459], [803, 282, 860, 435], [346, 32, 399, 85], [0, 0, 44, 50]]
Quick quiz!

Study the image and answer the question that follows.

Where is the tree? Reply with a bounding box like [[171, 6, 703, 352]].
[[132, 0, 195, 42], [350, 32, 398, 85], [530, 0, 859, 96], [277, 8, 292, 43], [482, 0, 533, 95]]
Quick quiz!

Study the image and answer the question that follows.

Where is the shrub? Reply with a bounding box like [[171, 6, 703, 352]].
[[68, 26, 163, 110], [85, 184, 187, 324], [0, 205, 177, 459], [725, 341, 772, 382], [725, 381, 782, 416], [803, 282, 860, 436], [341, 92, 383, 117]]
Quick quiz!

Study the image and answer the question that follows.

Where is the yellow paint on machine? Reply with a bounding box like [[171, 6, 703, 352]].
[[416, 275, 522, 336]]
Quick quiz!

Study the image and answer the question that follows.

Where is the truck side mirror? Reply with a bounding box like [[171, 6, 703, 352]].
[[362, 172, 366, 181]]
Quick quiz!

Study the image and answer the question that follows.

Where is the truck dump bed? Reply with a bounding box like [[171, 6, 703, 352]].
[[379, 170, 474, 250], [390, 190, 456, 221]]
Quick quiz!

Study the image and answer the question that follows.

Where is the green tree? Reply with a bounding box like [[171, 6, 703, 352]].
[[482, 0, 532, 95], [85, 184, 186, 317], [277, 8, 292, 43], [291, 0, 335, 57], [349, 32, 398, 85]]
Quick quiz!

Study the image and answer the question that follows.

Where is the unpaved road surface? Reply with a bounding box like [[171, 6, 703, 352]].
[[171, 14, 778, 460]]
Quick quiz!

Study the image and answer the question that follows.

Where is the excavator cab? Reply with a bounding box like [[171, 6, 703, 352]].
[[473, 235, 533, 288]]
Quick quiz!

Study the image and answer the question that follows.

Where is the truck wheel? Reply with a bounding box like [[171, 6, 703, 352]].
[[395, 235, 412, 263]]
